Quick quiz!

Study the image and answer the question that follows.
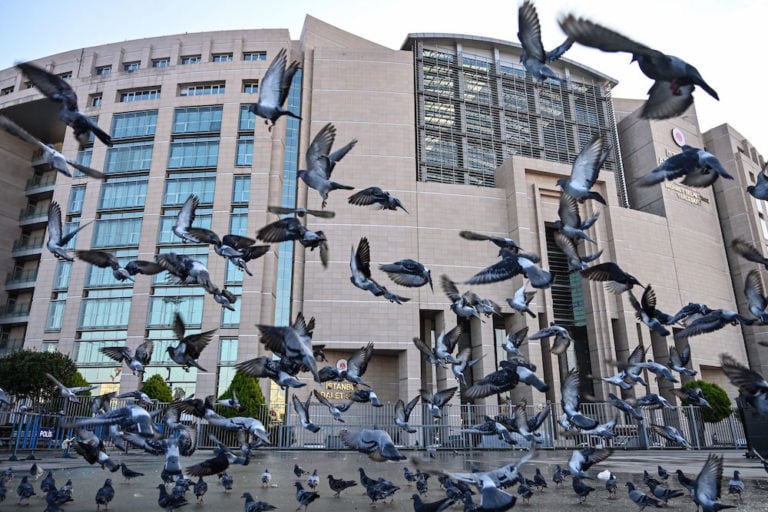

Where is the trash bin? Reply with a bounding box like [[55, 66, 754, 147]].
[[737, 397, 768, 457]]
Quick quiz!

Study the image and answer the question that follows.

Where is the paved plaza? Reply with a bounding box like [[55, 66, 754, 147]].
[[1, 449, 767, 511]]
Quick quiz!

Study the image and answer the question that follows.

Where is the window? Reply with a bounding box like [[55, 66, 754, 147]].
[[68, 185, 86, 214], [123, 61, 140, 72], [158, 208, 212, 245], [77, 148, 92, 168], [75, 338, 126, 364], [41, 341, 58, 353], [111, 111, 158, 139], [239, 104, 256, 131], [219, 338, 238, 364], [64, 217, 82, 248], [0, 86, 14, 96], [242, 81, 259, 94], [152, 58, 170, 68], [104, 142, 153, 173], [92, 211, 143, 248], [221, 286, 241, 327], [79, 288, 132, 329], [235, 136, 253, 166], [85, 249, 137, 287], [243, 51, 266, 61], [120, 88, 160, 102], [90, 94, 102, 107], [95, 65, 112, 76], [232, 176, 250, 204], [58, 71, 72, 80], [147, 287, 205, 328], [46, 292, 67, 331], [52, 261, 72, 290], [168, 137, 219, 168], [99, 177, 148, 210], [212, 53, 233, 62], [163, 171, 216, 205], [180, 55, 201, 65], [178, 82, 225, 96], [172, 106, 222, 134]]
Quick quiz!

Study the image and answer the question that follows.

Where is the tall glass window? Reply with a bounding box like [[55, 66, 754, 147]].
[[147, 287, 205, 328], [105, 142, 153, 173], [239, 105, 256, 131], [168, 138, 219, 168], [46, 292, 67, 331], [92, 212, 143, 248], [120, 88, 160, 102], [163, 172, 216, 205], [79, 289, 132, 329], [220, 286, 241, 327], [68, 185, 86, 214], [85, 249, 138, 288], [111, 111, 158, 139], [232, 176, 250, 204], [99, 177, 147, 210], [219, 338, 238, 363], [77, 148, 93, 168], [235, 136, 253, 166], [172, 106, 223, 134], [52, 261, 72, 290]]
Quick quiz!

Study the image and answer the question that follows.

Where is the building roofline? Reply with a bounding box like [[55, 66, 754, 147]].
[[401, 32, 618, 86]]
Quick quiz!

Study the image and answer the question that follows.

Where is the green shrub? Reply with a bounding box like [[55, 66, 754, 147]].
[[141, 374, 173, 403], [0, 350, 88, 402], [217, 371, 267, 421], [681, 380, 732, 423]]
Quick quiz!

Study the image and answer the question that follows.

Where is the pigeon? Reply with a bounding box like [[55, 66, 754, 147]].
[[647, 481, 684, 505], [463, 291, 502, 317], [98, 340, 153, 376], [668, 344, 697, 377], [532, 468, 548, 491], [348, 186, 408, 212], [241, 492, 276, 511], [0, 114, 105, 178], [465, 249, 553, 289], [748, 166, 768, 200], [260, 469, 272, 488], [249, 48, 301, 130], [556, 134, 609, 205], [365, 481, 400, 506], [721, 353, 768, 416], [77, 250, 164, 282], [257, 311, 320, 382], [117, 389, 153, 405], [327, 475, 357, 498], [650, 424, 691, 448], [165, 312, 216, 371], [633, 359, 678, 384], [625, 482, 663, 511], [294, 464, 309, 478], [451, 347, 484, 387], [380, 258, 433, 290], [218, 472, 234, 492], [529, 322, 574, 355], [199, 234, 270, 276], [675, 309, 754, 340], [216, 389, 242, 411], [568, 448, 613, 478], [464, 415, 516, 445], [638, 145, 733, 187], [267, 205, 335, 218], [94, 479, 114, 511], [421, 387, 458, 419], [517, 0, 573, 84], [307, 469, 319, 491], [607, 393, 643, 420], [693, 454, 735, 512], [70, 429, 119, 472], [185, 452, 230, 478], [513, 403, 551, 442], [157, 483, 188, 511], [733, 238, 768, 269], [636, 393, 674, 409], [257, 216, 329, 267], [350, 387, 383, 407], [744, 269, 768, 323], [559, 15, 719, 120], [506, 283, 536, 317], [501, 326, 529, 361], [350, 237, 410, 304], [341, 428, 406, 461], [554, 193, 600, 244], [673, 387, 712, 408], [459, 230, 521, 252], [628, 285, 670, 337], [656, 466, 670, 481], [40, 471, 55, 494], [572, 477, 596, 504], [44, 373, 96, 403], [441, 275, 483, 320], [313, 390, 352, 422], [29, 463, 44, 481], [236, 355, 306, 389], [46, 202, 91, 261], [464, 360, 548, 399], [601, 472, 617, 499], [294, 481, 320, 512], [298, 123, 356, 208], [394, 395, 421, 433], [16, 61, 113, 146], [292, 393, 321, 433], [412, 493, 453, 512], [600, 372, 633, 391], [171, 194, 214, 244], [581, 262, 642, 294], [553, 466, 568, 487], [728, 470, 744, 502], [155, 252, 234, 308], [16, 476, 35, 505], [119, 463, 143, 483], [554, 231, 603, 271]]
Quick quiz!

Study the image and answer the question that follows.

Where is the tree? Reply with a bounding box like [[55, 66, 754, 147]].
[[141, 374, 173, 403], [217, 371, 267, 421], [681, 380, 732, 423], [0, 350, 89, 402]]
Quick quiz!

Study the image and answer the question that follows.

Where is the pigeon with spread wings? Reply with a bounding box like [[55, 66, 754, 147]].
[[517, 0, 573, 84], [298, 123, 356, 208], [47, 202, 91, 262], [248, 48, 301, 131]]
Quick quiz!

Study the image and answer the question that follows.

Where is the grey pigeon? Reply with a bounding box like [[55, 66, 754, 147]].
[[99, 340, 153, 376], [292, 393, 321, 433], [657, 465, 670, 481], [412, 493, 454, 512], [155, 253, 233, 309], [94, 478, 114, 511], [116, 389, 152, 405], [241, 491, 275, 511], [340, 428, 406, 461], [673, 387, 712, 408], [307, 469, 319, 490], [413, 325, 461, 368], [513, 402, 551, 442], [72, 405, 159, 438], [380, 258, 433, 290], [441, 276, 483, 320], [248, 48, 301, 130], [40, 471, 55, 494], [313, 390, 352, 422], [506, 283, 536, 317], [394, 395, 420, 433], [459, 230, 521, 252], [636, 393, 674, 409], [16, 476, 35, 505], [172, 194, 214, 244], [0, 114, 105, 178], [747, 165, 768, 200], [580, 261, 642, 294], [44, 372, 96, 403], [298, 123, 356, 207], [556, 134, 609, 204], [185, 453, 230, 478], [78, 249, 163, 282], [517, 0, 573, 84], [554, 193, 600, 244], [257, 311, 319, 382], [634, 359, 678, 384], [261, 469, 271, 488], [327, 475, 357, 498], [728, 470, 744, 502], [607, 393, 643, 420], [257, 216, 329, 268], [721, 353, 768, 416], [668, 344, 697, 377], [745, 269, 768, 322], [675, 309, 754, 339], [157, 483, 187, 511], [166, 312, 216, 372], [216, 389, 242, 411], [647, 481, 684, 505], [639, 145, 733, 187], [529, 322, 573, 355], [650, 424, 691, 448], [120, 463, 143, 483], [348, 186, 407, 212], [559, 15, 719, 120], [193, 477, 208, 504], [463, 291, 501, 317], [421, 387, 458, 418], [237, 355, 305, 389], [692, 454, 735, 512], [267, 204, 335, 218], [350, 387, 383, 407], [16, 61, 112, 146], [732, 239, 768, 269], [47, 202, 91, 261], [451, 347, 484, 387], [572, 477, 595, 504], [465, 249, 553, 289], [501, 326, 529, 361], [218, 472, 234, 491], [625, 482, 662, 511], [350, 237, 410, 304], [554, 231, 603, 271], [628, 285, 670, 337], [561, 369, 599, 430], [464, 360, 548, 399], [568, 448, 613, 478], [204, 234, 270, 276]]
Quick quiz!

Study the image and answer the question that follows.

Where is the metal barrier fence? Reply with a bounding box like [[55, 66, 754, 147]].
[[0, 395, 746, 456]]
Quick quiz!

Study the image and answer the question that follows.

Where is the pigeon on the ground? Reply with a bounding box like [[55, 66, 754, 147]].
[[218, 472, 234, 492], [298, 123, 356, 207], [625, 482, 663, 510], [241, 491, 275, 511], [412, 493, 453, 512], [348, 186, 407, 212], [517, 0, 573, 84], [294, 481, 320, 511], [572, 477, 596, 504], [16, 476, 35, 505], [120, 463, 143, 483], [639, 145, 733, 187], [556, 134, 609, 204], [46, 202, 91, 261], [261, 469, 272, 488], [728, 470, 744, 502], [157, 483, 187, 511], [94, 479, 114, 511], [16, 61, 113, 146], [248, 48, 301, 131], [307, 469, 319, 491], [327, 475, 357, 498], [647, 481, 684, 505], [559, 15, 718, 120]]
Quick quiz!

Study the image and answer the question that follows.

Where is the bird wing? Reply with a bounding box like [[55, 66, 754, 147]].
[[348, 187, 382, 207], [99, 346, 131, 364], [312, 389, 334, 410], [581, 448, 613, 471], [558, 15, 658, 57], [721, 353, 768, 395], [731, 238, 767, 265], [257, 326, 292, 356], [640, 285, 658, 314], [569, 135, 605, 191], [433, 387, 458, 407], [353, 237, 372, 279], [172, 312, 187, 342], [642, 81, 694, 121], [45, 372, 66, 390], [0, 115, 50, 152], [627, 343, 646, 366], [560, 369, 581, 415], [403, 394, 421, 418], [509, 326, 529, 348], [328, 139, 358, 171], [126, 260, 165, 276], [695, 454, 724, 502], [411, 337, 435, 360], [440, 325, 462, 356], [181, 329, 216, 359], [517, 1, 546, 62], [60, 219, 92, 246], [668, 345, 683, 368], [678, 343, 691, 366], [175, 195, 199, 232], [554, 231, 581, 261], [66, 158, 106, 180], [185, 453, 229, 477], [547, 37, 574, 63], [292, 394, 309, 421], [580, 262, 618, 282], [47, 202, 63, 243], [235, 356, 272, 378], [675, 313, 725, 339], [441, 274, 462, 301], [221, 234, 256, 250], [347, 342, 374, 378], [17, 62, 78, 108], [258, 48, 287, 110], [745, 269, 768, 313], [257, 217, 301, 243], [627, 291, 644, 320], [187, 227, 220, 245], [464, 258, 520, 285], [306, 123, 336, 176], [76, 250, 119, 269]]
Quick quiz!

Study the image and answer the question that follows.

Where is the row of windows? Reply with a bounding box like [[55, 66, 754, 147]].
[[90, 51, 267, 76]]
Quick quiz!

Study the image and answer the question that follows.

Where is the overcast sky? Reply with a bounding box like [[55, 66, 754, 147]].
[[1, 0, 765, 155]]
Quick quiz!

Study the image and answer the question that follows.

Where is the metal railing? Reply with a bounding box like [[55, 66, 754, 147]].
[[19, 205, 49, 222], [0, 303, 31, 320], [0, 395, 747, 455], [12, 237, 43, 252], [25, 174, 56, 190], [5, 268, 39, 285]]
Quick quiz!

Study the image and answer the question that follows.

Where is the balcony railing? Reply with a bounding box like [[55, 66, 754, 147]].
[[0, 303, 31, 320], [25, 174, 56, 195], [12, 236, 44, 252], [5, 268, 39, 286], [19, 205, 48, 222]]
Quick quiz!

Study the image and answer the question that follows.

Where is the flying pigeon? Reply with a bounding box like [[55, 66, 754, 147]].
[[650, 424, 691, 449], [556, 134, 609, 204], [348, 186, 408, 212], [667, 343, 697, 377], [16, 61, 113, 147], [77, 250, 163, 282], [720, 353, 768, 416], [501, 326, 529, 361], [559, 15, 719, 120], [731, 238, 768, 270], [554, 193, 600, 244], [394, 395, 421, 433], [607, 393, 643, 420], [465, 249, 553, 289], [568, 448, 613, 478], [744, 269, 768, 323], [257, 216, 329, 267], [692, 454, 734, 512], [292, 393, 320, 433], [580, 261, 642, 294], [46, 202, 91, 261], [747, 165, 768, 200], [674, 309, 754, 340], [350, 237, 410, 304], [628, 285, 670, 336], [98, 340, 153, 376], [517, 0, 573, 84], [554, 232, 603, 271], [459, 230, 521, 252], [248, 48, 301, 130], [298, 123, 356, 207], [256, 311, 320, 382], [44, 373, 96, 403], [340, 428, 406, 462], [451, 347, 484, 387], [441, 275, 483, 320], [421, 387, 458, 419], [267, 204, 336, 218], [166, 312, 216, 371], [506, 283, 537, 317], [380, 258, 433, 290], [529, 323, 573, 355], [313, 390, 352, 422], [561, 369, 599, 430], [638, 145, 733, 188]]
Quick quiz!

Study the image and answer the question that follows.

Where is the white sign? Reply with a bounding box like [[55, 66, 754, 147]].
[[672, 128, 686, 147], [336, 359, 347, 371]]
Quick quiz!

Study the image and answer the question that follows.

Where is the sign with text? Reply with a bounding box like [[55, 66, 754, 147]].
[[318, 381, 354, 401]]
